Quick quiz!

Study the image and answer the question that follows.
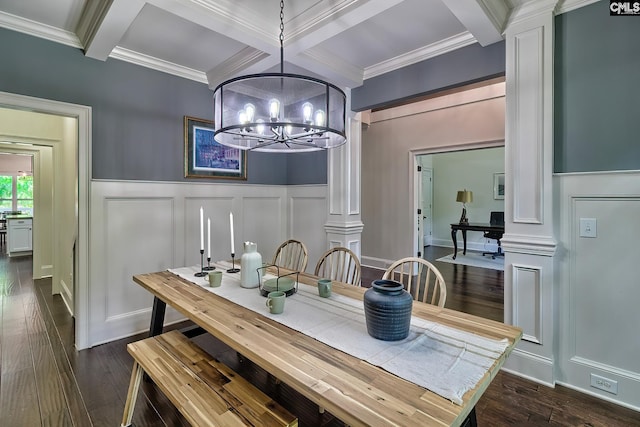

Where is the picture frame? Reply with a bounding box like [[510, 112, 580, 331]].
[[493, 173, 505, 200], [184, 116, 247, 180]]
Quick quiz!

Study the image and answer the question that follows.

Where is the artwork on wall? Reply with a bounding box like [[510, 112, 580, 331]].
[[493, 173, 505, 200], [184, 116, 247, 180]]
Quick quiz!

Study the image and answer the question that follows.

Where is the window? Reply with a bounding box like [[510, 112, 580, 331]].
[[0, 174, 33, 216]]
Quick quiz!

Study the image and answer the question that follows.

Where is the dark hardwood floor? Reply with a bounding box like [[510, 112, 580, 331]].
[[362, 246, 504, 322], [1, 252, 639, 426]]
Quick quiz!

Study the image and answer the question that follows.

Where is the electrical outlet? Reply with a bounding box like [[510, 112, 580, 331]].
[[590, 373, 618, 394], [579, 218, 597, 238]]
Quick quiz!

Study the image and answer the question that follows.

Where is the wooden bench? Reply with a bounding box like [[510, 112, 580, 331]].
[[121, 330, 297, 427]]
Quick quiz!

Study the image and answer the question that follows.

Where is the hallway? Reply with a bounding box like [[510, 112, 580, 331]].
[[1, 254, 638, 426]]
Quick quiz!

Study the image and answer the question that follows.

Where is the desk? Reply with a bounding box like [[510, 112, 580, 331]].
[[134, 269, 521, 426], [451, 223, 504, 259]]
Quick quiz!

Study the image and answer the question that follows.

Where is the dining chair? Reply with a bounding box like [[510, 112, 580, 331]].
[[272, 239, 309, 272], [382, 257, 447, 307], [314, 247, 361, 286]]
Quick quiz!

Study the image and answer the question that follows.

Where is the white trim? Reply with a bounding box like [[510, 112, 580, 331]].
[[0, 10, 82, 48], [110, 47, 208, 84], [0, 91, 92, 350]]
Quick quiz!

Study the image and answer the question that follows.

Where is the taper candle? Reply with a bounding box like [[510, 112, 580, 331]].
[[229, 212, 235, 253], [207, 217, 211, 259], [199, 207, 204, 251]]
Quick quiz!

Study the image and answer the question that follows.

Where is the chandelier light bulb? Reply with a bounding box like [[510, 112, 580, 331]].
[[302, 102, 313, 122], [314, 109, 325, 127], [284, 121, 292, 135], [244, 103, 255, 122], [269, 98, 280, 120], [256, 119, 265, 134], [238, 110, 247, 125]]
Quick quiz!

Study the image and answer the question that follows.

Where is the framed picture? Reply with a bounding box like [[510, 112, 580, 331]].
[[493, 173, 505, 200], [184, 116, 247, 180]]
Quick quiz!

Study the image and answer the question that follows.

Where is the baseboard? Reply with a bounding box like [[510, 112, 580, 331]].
[[361, 255, 394, 270], [502, 348, 555, 387], [59, 279, 73, 316]]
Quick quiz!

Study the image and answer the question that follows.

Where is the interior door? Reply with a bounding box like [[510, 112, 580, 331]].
[[422, 168, 433, 246], [416, 163, 423, 257]]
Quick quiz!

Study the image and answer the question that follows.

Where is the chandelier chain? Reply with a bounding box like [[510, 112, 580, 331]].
[[279, 0, 284, 46]]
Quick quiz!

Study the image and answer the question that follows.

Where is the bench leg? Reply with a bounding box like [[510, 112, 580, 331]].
[[121, 361, 144, 427]]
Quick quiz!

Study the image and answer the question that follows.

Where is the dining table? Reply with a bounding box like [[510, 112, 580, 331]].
[[133, 263, 522, 427]]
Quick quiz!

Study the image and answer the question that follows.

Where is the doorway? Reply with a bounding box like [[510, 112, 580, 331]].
[[0, 91, 91, 350]]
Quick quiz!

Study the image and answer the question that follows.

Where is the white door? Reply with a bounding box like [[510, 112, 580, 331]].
[[422, 168, 433, 246]]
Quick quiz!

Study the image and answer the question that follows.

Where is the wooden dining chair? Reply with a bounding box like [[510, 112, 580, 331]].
[[314, 247, 361, 286], [382, 257, 447, 307], [272, 239, 309, 272]]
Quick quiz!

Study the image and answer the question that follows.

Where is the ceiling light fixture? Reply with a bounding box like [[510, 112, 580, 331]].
[[212, 0, 347, 153]]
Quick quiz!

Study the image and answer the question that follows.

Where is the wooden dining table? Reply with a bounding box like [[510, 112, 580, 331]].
[[134, 267, 522, 427]]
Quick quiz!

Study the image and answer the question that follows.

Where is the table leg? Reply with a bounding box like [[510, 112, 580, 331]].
[[451, 229, 458, 259], [462, 229, 468, 255], [461, 407, 477, 427], [149, 297, 166, 337]]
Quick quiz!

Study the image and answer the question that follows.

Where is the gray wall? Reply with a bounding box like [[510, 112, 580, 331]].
[[554, 1, 640, 173], [0, 27, 326, 184], [351, 41, 505, 112]]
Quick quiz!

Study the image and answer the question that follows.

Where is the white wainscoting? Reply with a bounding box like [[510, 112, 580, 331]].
[[88, 180, 327, 347], [556, 171, 640, 411]]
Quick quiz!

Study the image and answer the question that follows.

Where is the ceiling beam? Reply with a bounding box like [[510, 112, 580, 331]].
[[79, 0, 146, 60], [444, 0, 509, 46]]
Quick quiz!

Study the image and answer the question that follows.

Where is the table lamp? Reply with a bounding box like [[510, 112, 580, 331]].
[[456, 189, 473, 224]]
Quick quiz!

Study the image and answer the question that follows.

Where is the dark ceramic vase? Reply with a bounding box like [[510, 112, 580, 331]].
[[363, 279, 413, 341]]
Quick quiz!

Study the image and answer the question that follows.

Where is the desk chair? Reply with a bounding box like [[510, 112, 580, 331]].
[[314, 247, 361, 286], [382, 257, 446, 307], [482, 211, 505, 259]]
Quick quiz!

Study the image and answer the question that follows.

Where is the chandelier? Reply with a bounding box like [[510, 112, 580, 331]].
[[212, 1, 347, 152]]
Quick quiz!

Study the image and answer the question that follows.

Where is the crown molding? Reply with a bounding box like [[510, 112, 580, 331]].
[[205, 47, 270, 89], [0, 10, 82, 49], [364, 32, 477, 80], [478, 0, 511, 34], [555, 0, 600, 14], [507, 0, 560, 26], [110, 47, 208, 84]]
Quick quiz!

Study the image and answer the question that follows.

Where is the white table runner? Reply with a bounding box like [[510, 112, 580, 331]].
[[169, 263, 509, 405]]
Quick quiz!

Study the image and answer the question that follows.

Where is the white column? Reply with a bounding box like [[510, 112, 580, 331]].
[[324, 93, 364, 258], [502, 1, 559, 386]]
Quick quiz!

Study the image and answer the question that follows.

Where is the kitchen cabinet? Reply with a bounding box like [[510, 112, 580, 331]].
[[7, 216, 32, 256]]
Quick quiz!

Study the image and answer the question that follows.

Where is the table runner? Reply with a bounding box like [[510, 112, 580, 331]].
[[169, 263, 509, 405]]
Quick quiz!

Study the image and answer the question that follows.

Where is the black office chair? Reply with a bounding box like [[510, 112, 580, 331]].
[[482, 211, 504, 259]]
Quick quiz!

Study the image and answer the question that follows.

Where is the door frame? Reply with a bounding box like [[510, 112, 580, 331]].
[[0, 91, 92, 350]]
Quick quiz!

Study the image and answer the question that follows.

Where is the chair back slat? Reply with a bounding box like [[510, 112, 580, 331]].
[[382, 257, 446, 307]]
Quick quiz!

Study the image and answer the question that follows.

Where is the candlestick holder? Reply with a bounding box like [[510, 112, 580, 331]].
[[194, 249, 207, 277], [203, 257, 215, 271], [227, 253, 240, 273]]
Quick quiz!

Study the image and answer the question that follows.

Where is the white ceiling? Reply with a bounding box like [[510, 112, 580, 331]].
[[0, 0, 591, 91]]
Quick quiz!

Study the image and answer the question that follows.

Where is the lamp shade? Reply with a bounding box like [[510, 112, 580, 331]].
[[456, 190, 473, 204]]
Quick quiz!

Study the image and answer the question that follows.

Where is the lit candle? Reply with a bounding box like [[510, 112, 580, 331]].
[[229, 212, 235, 254], [207, 218, 211, 259], [199, 207, 204, 251]]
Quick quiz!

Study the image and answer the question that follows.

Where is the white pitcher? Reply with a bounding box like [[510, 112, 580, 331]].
[[240, 241, 262, 288]]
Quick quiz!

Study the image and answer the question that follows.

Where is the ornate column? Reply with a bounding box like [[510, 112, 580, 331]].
[[324, 91, 364, 258], [502, 1, 559, 385]]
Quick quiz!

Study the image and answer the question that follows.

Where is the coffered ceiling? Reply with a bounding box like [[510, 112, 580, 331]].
[[0, 0, 590, 90]]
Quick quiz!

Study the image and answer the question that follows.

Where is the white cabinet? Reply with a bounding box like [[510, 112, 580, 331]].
[[7, 217, 32, 256]]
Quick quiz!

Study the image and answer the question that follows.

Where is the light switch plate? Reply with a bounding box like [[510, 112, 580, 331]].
[[579, 218, 597, 238]]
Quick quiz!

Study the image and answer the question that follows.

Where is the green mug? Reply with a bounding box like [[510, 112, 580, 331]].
[[208, 271, 222, 287], [266, 291, 286, 314], [318, 279, 332, 298]]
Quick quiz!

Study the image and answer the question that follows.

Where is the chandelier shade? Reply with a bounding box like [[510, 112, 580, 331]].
[[212, 1, 347, 153], [213, 73, 346, 152]]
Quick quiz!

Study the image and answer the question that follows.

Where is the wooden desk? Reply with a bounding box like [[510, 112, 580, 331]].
[[450, 223, 504, 259], [134, 270, 521, 427]]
